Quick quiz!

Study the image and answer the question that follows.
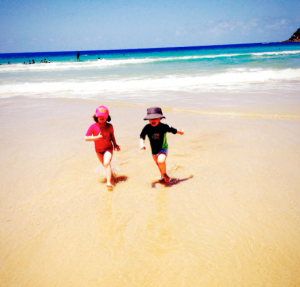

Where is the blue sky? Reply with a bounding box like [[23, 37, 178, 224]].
[[0, 0, 299, 53]]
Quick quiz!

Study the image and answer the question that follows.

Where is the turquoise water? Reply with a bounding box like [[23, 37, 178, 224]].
[[0, 42, 300, 113]]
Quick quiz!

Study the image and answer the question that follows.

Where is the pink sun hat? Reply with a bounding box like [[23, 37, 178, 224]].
[[95, 106, 109, 118]]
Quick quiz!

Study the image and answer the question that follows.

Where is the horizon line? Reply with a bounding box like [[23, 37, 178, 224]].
[[0, 41, 287, 55]]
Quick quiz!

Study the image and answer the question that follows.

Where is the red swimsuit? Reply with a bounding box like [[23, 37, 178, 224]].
[[86, 123, 114, 153]]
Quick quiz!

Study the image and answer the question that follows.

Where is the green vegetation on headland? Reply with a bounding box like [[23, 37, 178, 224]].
[[282, 28, 300, 42]]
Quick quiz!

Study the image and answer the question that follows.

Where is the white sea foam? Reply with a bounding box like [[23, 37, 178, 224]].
[[1, 68, 299, 97], [1, 50, 299, 72]]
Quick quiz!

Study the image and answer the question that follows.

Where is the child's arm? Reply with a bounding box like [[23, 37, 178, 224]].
[[85, 131, 102, 141], [177, 129, 184, 135], [140, 138, 146, 150], [111, 134, 120, 151]]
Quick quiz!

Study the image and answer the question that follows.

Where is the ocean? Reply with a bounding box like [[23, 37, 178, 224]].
[[1, 42, 300, 116]]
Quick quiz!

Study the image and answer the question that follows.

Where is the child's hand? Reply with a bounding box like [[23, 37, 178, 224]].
[[177, 129, 184, 135], [140, 138, 146, 150], [98, 131, 103, 138], [114, 145, 121, 151]]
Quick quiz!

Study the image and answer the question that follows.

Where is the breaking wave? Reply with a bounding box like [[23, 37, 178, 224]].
[[0, 68, 299, 97]]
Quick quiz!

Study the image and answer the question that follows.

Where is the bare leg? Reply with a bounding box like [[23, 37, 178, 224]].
[[103, 150, 113, 186], [96, 150, 113, 186], [152, 153, 170, 183]]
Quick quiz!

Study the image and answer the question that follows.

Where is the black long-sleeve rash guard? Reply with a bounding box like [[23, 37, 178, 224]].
[[140, 122, 177, 154]]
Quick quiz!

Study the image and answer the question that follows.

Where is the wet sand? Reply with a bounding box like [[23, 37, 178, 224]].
[[0, 97, 300, 286]]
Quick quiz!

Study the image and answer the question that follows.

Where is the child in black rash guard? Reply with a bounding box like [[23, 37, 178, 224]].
[[140, 107, 184, 183]]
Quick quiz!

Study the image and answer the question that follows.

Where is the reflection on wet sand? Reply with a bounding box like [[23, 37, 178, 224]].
[[146, 189, 178, 256]]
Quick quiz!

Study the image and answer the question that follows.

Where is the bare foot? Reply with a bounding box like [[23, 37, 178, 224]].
[[163, 174, 170, 183], [106, 184, 113, 191]]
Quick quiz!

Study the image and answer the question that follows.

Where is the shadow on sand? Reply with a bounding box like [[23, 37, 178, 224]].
[[151, 175, 193, 188]]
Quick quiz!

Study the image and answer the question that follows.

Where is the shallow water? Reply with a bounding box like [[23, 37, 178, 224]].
[[0, 97, 299, 286]]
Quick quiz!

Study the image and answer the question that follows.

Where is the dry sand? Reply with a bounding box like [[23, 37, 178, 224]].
[[0, 97, 300, 286]]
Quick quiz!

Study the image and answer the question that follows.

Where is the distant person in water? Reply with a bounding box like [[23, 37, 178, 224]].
[[8, 62, 11, 65], [29, 60, 31, 64], [32, 59, 35, 64], [44, 59, 47, 63], [140, 107, 184, 183], [77, 51, 80, 61]]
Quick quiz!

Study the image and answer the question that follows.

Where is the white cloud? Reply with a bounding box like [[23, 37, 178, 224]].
[[203, 16, 297, 38], [174, 27, 186, 37]]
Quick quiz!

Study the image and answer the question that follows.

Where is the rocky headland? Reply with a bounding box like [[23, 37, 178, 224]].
[[282, 28, 300, 42]]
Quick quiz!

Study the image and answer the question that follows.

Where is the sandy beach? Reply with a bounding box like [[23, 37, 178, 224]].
[[0, 96, 299, 286]]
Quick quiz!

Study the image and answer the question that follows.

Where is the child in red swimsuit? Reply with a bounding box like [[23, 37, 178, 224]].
[[85, 106, 120, 189]]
